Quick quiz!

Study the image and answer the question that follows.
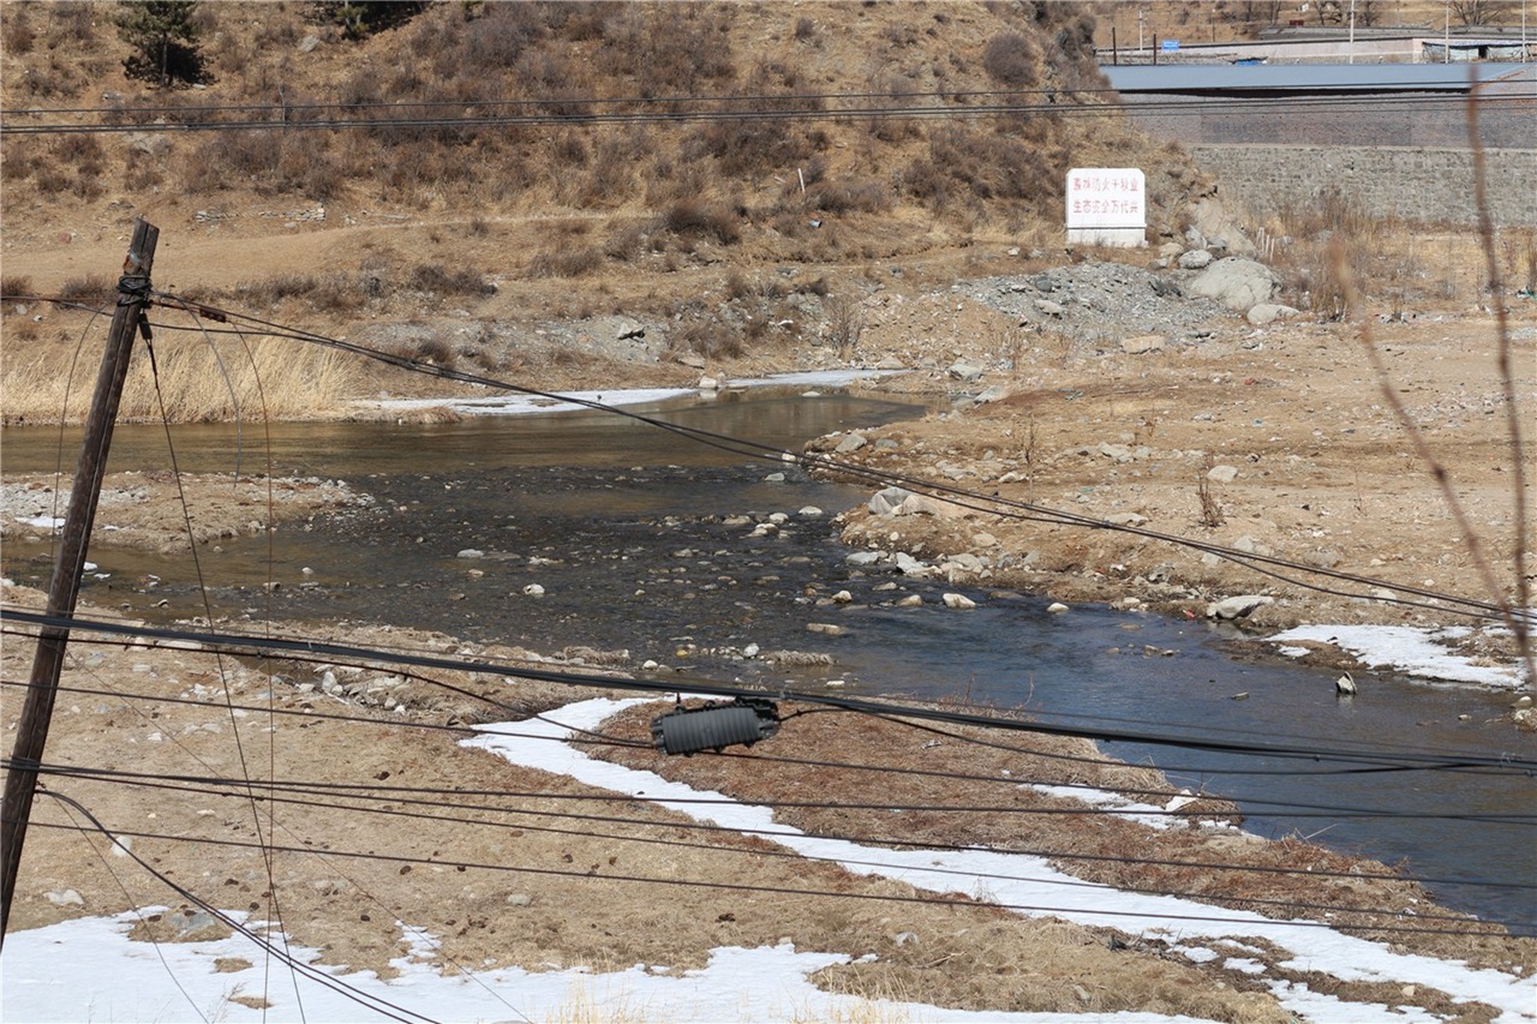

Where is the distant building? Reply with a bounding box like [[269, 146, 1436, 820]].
[[1101, 62, 1535, 149]]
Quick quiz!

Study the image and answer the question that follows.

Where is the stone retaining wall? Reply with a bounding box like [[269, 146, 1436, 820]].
[[1187, 144, 1535, 227]]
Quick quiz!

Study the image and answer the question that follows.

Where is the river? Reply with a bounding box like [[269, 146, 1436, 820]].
[[3, 388, 1533, 934]]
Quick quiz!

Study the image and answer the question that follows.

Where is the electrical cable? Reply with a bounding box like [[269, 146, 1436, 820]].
[[17, 756, 1534, 897], [136, 299, 1522, 626], [32, 790, 442, 1024], [143, 319, 310, 1021], [6, 607, 1531, 772], [18, 815, 1516, 940], [19, 768, 1527, 934], [2, 77, 1508, 119], [2, 87, 1525, 136], [8, 621, 1504, 770], [4, 637, 1516, 777], [13, 753, 1533, 829], [48, 792, 210, 1023], [11, 655, 534, 1022]]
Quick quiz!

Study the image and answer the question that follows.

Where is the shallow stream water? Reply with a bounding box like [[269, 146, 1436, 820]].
[[4, 390, 1533, 933]]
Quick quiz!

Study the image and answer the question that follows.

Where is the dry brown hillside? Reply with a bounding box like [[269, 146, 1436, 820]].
[[1, 0, 1209, 376]]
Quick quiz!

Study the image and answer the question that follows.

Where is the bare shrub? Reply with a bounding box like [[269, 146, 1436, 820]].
[[676, 320, 743, 359], [901, 125, 1057, 216], [124, 149, 164, 190], [309, 274, 366, 314], [793, 15, 815, 41], [663, 200, 740, 245], [408, 264, 495, 297], [527, 247, 604, 279], [50, 4, 95, 45], [824, 295, 865, 357], [1, 275, 35, 299], [52, 132, 105, 176], [1501, 226, 1536, 294], [603, 224, 647, 261], [459, 1, 547, 71], [866, 73, 922, 143], [236, 273, 319, 307], [808, 179, 889, 215], [57, 274, 114, 305], [1197, 472, 1226, 529], [409, 334, 456, 367], [579, 136, 635, 206], [601, 5, 736, 98], [3, 7, 35, 54], [252, 16, 300, 50], [687, 118, 803, 177], [982, 31, 1041, 87]]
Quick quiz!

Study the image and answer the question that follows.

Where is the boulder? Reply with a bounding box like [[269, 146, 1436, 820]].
[[1246, 303, 1300, 326], [1121, 335, 1165, 355], [1206, 594, 1273, 620], [834, 433, 868, 454], [942, 593, 976, 610], [1188, 196, 1257, 257], [869, 486, 912, 516], [947, 360, 984, 381], [1177, 249, 1214, 270], [1188, 258, 1281, 312]]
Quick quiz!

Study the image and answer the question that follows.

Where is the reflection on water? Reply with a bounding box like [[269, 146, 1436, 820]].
[[4, 390, 1534, 933]]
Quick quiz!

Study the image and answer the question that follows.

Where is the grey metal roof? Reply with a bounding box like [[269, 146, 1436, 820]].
[[1102, 62, 1533, 94]]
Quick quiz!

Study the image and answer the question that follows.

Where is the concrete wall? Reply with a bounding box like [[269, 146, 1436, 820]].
[[1187, 144, 1535, 226]]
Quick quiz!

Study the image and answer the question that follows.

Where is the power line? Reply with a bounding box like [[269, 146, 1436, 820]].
[[21, 813, 1512, 939], [24, 769, 1528, 934], [2, 85, 1523, 136], [35, 790, 444, 1024], [17, 749, 1531, 825], [135, 299, 1520, 631], [4, 626, 1514, 770], [19, 757, 1535, 897], [6, 607, 1529, 772]]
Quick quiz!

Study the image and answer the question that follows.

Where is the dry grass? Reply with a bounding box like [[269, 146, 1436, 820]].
[[0, 1, 1150, 239], [1, 336, 369, 425]]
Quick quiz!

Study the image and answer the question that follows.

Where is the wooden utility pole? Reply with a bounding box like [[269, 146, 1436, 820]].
[[1, 218, 159, 946]]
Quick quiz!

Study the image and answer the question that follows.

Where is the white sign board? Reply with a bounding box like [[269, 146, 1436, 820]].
[[1065, 168, 1146, 248]]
